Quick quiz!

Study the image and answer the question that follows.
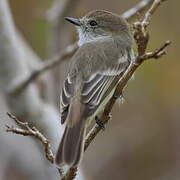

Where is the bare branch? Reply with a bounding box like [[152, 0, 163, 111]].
[[142, 0, 167, 27], [10, 43, 78, 95], [139, 40, 171, 60], [6, 112, 64, 177], [121, 0, 154, 20], [6, 112, 55, 164], [61, 167, 78, 180], [47, 0, 79, 25], [133, 0, 168, 55]]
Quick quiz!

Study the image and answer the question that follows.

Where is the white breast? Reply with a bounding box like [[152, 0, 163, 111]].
[[77, 27, 107, 46]]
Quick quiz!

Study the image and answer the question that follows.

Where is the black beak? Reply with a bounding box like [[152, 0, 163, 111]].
[[65, 17, 81, 26]]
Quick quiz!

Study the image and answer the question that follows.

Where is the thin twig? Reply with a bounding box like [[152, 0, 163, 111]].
[[121, 0, 154, 20], [46, 0, 79, 25], [6, 112, 64, 177], [142, 0, 167, 27], [10, 43, 78, 95], [139, 40, 171, 61], [6, 112, 54, 163]]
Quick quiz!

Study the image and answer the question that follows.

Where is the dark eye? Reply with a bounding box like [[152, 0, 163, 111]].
[[89, 20, 97, 26]]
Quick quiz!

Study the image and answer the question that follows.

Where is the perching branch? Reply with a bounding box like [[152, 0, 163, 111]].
[[10, 0, 156, 95], [6, 112, 54, 163], [138, 40, 171, 60]]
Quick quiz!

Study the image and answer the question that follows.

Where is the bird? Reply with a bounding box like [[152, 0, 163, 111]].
[[55, 10, 134, 168]]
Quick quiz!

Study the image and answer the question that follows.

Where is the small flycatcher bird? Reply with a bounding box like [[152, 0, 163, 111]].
[[55, 10, 134, 167]]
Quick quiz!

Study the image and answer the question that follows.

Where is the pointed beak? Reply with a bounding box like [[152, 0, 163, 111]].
[[65, 17, 81, 26]]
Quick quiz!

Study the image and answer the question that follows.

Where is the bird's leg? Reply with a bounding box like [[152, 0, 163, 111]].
[[113, 90, 127, 103], [95, 116, 105, 130], [113, 90, 125, 99], [95, 112, 112, 130]]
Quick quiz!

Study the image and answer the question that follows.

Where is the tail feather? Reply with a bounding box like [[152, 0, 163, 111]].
[[55, 118, 86, 167]]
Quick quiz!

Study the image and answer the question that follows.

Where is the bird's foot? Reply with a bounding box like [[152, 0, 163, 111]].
[[113, 91, 126, 103], [95, 116, 105, 130]]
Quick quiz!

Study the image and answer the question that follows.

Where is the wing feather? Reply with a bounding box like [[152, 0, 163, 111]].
[[60, 40, 133, 124], [81, 61, 128, 108], [60, 77, 74, 124]]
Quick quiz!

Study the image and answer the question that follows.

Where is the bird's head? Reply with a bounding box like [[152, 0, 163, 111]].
[[65, 10, 132, 46]]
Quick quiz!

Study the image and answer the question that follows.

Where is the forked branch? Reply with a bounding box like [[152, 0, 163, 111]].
[[6, 112, 64, 177]]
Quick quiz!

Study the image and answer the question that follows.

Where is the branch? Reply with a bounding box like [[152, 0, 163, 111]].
[[10, 0, 155, 95], [6, 112, 64, 177], [61, 167, 78, 180], [139, 40, 171, 60], [10, 43, 78, 95], [121, 0, 154, 20], [47, 0, 81, 55], [46, 0, 79, 25], [142, 0, 167, 27]]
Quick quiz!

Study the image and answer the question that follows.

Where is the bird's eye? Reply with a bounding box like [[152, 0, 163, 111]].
[[89, 20, 97, 26]]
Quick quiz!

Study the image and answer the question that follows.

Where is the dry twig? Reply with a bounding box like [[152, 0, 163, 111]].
[[61, 167, 78, 180], [46, 0, 79, 25], [6, 112, 64, 177], [6, 112, 54, 163], [121, 0, 154, 20], [10, 43, 78, 95]]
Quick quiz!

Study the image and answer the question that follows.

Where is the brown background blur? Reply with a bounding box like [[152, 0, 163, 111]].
[[0, 0, 179, 180]]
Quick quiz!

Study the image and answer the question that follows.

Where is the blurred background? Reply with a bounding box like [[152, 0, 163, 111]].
[[0, 0, 179, 180]]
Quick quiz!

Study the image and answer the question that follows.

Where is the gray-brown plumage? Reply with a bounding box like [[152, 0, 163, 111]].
[[55, 10, 134, 167]]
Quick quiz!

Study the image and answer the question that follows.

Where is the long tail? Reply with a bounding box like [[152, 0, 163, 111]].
[[55, 114, 86, 167]]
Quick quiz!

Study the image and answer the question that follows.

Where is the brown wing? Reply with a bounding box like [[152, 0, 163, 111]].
[[80, 62, 129, 116], [60, 75, 74, 124], [60, 40, 133, 124], [60, 62, 130, 124]]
